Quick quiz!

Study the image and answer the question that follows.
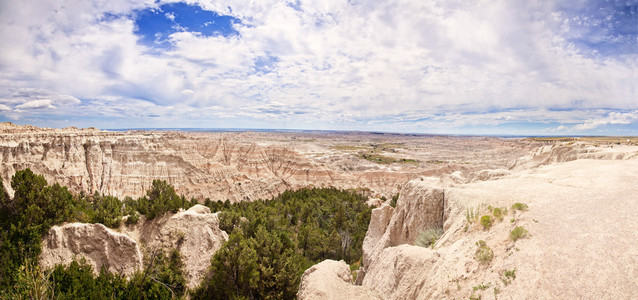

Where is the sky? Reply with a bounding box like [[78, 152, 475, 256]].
[[0, 0, 637, 135]]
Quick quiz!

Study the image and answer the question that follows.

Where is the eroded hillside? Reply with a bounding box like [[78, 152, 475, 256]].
[[0, 123, 537, 202]]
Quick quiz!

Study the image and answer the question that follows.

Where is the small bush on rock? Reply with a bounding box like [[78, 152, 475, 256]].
[[510, 226, 529, 241], [480, 215, 492, 230], [414, 226, 444, 247], [511, 202, 528, 211], [475, 240, 494, 264]]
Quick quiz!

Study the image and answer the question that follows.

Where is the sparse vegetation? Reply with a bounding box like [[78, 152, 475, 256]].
[[480, 215, 492, 230], [492, 207, 504, 221], [472, 281, 491, 291], [414, 226, 444, 248], [358, 152, 418, 164], [502, 268, 517, 285], [511, 202, 529, 211], [474, 240, 494, 264], [510, 226, 529, 241], [390, 193, 399, 208], [466, 206, 480, 224]]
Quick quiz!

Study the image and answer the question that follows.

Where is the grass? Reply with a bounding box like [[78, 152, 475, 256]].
[[414, 226, 444, 248], [474, 240, 494, 264], [350, 260, 360, 282], [492, 207, 504, 221], [466, 206, 480, 224], [510, 226, 529, 241], [358, 152, 418, 164], [502, 268, 517, 286], [511, 202, 528, 211], [480, 215, 492, 230], [472, 282, 491, 291]]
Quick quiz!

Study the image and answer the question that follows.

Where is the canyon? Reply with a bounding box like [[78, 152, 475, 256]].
[[3, 123, 638, 298]]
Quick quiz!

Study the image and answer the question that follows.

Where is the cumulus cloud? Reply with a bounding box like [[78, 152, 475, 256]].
[[573, 111, 638, 130], [0, 0, 636, 133]]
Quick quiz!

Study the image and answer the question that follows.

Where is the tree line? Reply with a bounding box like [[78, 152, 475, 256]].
[[0, 169, 372, 299]]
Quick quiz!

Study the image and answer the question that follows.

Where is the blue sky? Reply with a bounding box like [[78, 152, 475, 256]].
[[0, 0, 636, 135]]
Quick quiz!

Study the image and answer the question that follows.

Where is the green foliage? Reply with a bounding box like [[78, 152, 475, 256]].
[[195, 188, 372, 299], [480, 215, 492, 230], [389, 193, 399, 208], [0, 169, 74, 289], [414, 226, 443, 248], [474, 240, 494, 264], [510, 226, 529, 241], [511, 202, 529, 211], [466, 206, 479, 224], [138, 180, 190, 219], [1, 258, 53, 299], [48, 254, 185, 300], [492, 207, 504, 221], [472, 281, 491, 291], [505, 269, 516, 280]]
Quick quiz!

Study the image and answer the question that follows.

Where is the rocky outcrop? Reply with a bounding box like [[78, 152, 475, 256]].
[[297, 260, 383, 300], [0, 123, 541, 202], [354, 158, 638, 299], [361, 245, 442, 299], [40, 223, 142, 276], [509, 143, 638, 170], [357, 178, 445, 284], [139, 205, 229, 289], [0, 124, 414, 201]]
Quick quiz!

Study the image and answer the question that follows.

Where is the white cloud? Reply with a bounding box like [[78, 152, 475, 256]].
[[573, 111, 638, 130], [0, 0, 635, 133], [16, 99, 56, 110], [0, 104, 10, 111]]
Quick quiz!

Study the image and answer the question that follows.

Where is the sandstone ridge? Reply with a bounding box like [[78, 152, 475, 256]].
[[40, 205, 229, 289], [299, 146, 638, 299]]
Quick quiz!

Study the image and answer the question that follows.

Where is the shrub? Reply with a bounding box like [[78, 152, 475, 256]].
[[480, 215, 492, 230], [389, 193, 399, 208], [510, 226, 528, 241], [502, 268, 517, 285], [475, 240, 494, 264], [466, 206, 479, 224], [414, 226, 444, 247], [511, 202, 528, 211], [125, 212, 140, 225], [492, 207, 504, 221], [505, 269, 516, 280]]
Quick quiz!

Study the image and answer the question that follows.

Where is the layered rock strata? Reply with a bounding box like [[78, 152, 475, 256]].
[[40, 223, 143, 276]]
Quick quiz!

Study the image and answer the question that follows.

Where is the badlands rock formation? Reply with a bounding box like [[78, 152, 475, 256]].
[[300, 148, 638, 299], [40, 205, 228, 288], [125, 205, 229, 289], [0, 122, 537, 202], [40, 223, 142, 276], [297, 260, 382, 300]]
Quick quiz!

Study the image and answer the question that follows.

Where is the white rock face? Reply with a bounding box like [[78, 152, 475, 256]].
[[40, 205, 228, 289], [297, 260, 383, 300], [357, 179, 445, 283], [40, 223, 142, 276], [361, 245, 441, 299], [149, 205, 229, 289], [357, 158, 638, 299]]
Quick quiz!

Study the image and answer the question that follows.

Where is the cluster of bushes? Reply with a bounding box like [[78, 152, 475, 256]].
[[194, 188, 373, 299], [0, 169, 373, 299], [0, 169, 191, 297]]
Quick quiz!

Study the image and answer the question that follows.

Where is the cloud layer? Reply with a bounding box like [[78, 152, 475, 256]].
[[0, 0, 636, 134]]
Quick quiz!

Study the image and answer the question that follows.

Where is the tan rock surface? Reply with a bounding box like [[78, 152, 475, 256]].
[[0, 123, 537, 202], [40, 223, 142, 276], [122, 205, 229, 289], [297, 260, 383, 300], [359, 158, 638, 299]]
